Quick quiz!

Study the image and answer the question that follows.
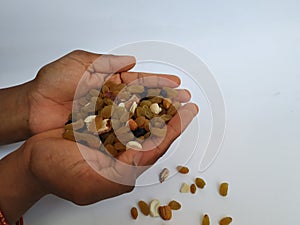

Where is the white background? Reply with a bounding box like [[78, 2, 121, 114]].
[[0, 0, 300, 224]]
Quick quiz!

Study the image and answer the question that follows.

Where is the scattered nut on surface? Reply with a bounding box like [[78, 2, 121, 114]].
[[219, 216, 233, 225], [159, 168, 170, 183], [138, 200, 150, 216], [176, 165, 189, 174], [149, 199, 160, 217], [195, 177, 206, 189], [130, 207, 138, 220], [168, 200, 181, 210], [158, 205, 172, 220], [190, 184, 197, 194], [219, 182, 229, 196], [180, 182, 190, 193], [202, 214, 210, 225]]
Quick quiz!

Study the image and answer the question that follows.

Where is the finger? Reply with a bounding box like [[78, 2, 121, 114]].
[[66, 50, 101, 65], [138, 103, 199, 166], [92, 55, 136, 74], [173, 89, 191, 102], [120, 71, 181, 88]]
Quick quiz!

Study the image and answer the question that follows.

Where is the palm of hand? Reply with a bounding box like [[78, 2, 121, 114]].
[[28, 129, 137, 205], [28, 51, 102, 134]]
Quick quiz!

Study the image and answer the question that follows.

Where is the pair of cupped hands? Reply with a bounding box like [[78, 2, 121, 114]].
[[10, 50, 198, 207]]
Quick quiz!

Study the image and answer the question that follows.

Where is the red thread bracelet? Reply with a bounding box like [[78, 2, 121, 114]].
[[15, 217, 23, 225], [0, 210, 23, 225], [0, 209, 9, 225]]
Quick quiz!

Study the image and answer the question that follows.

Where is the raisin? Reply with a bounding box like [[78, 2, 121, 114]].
[[160, 89, 167, 97], [64, 119, 72, 125], [133, 127, 147, 138]]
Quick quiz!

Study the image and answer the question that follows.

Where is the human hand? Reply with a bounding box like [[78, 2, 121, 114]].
[[26, 100, 198, 205], [27, 50, 136, 135], [0, 51, 198, 223]]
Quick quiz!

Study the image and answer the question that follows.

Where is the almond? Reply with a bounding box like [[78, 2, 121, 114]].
[[128, 119, 138, 130], [130, 207, 138, 220], [219, 182, 229, 196], [219, 216, 233, 225], [138, 200, 150, 216], [158, 205, 172, 220], [202, 214, 210, 225], [195, 177, 206, 189], [176, 165, 189, 174], [168, 200, 181, 210], [190, 184, 197, 194]]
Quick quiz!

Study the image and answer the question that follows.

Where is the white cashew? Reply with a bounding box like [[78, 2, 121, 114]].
[[150, 103, 162, 114]]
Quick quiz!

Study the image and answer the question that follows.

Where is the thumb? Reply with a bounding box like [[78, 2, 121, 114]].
[[92, 54, 136, 74], [74, 54, 136, 98]]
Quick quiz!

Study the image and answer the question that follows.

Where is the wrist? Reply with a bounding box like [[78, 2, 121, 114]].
[[0, 81, 33, 145], [0, 141, 47, 223]]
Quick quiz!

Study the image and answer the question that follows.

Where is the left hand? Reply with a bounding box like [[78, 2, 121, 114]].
[[25, 102, 198, 205], [27, 50, 136, 135]]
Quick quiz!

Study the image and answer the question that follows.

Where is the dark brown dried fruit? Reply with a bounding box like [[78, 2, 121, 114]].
[[103, 132, 115, 145], [158, 205, 172, 220], [176, 165, 189, 174], [190, 184, 197, 194], [135, 116, 146, 127], [168, 200, 181, 210], [167, 105, 177, 116], [195, 177, 206, 189], [64, 119, 84, 131], [101, 105, 113, 119], [104, 144, 118, 157], [138, 200, 150, 216], [114, 142, 126, 151]]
